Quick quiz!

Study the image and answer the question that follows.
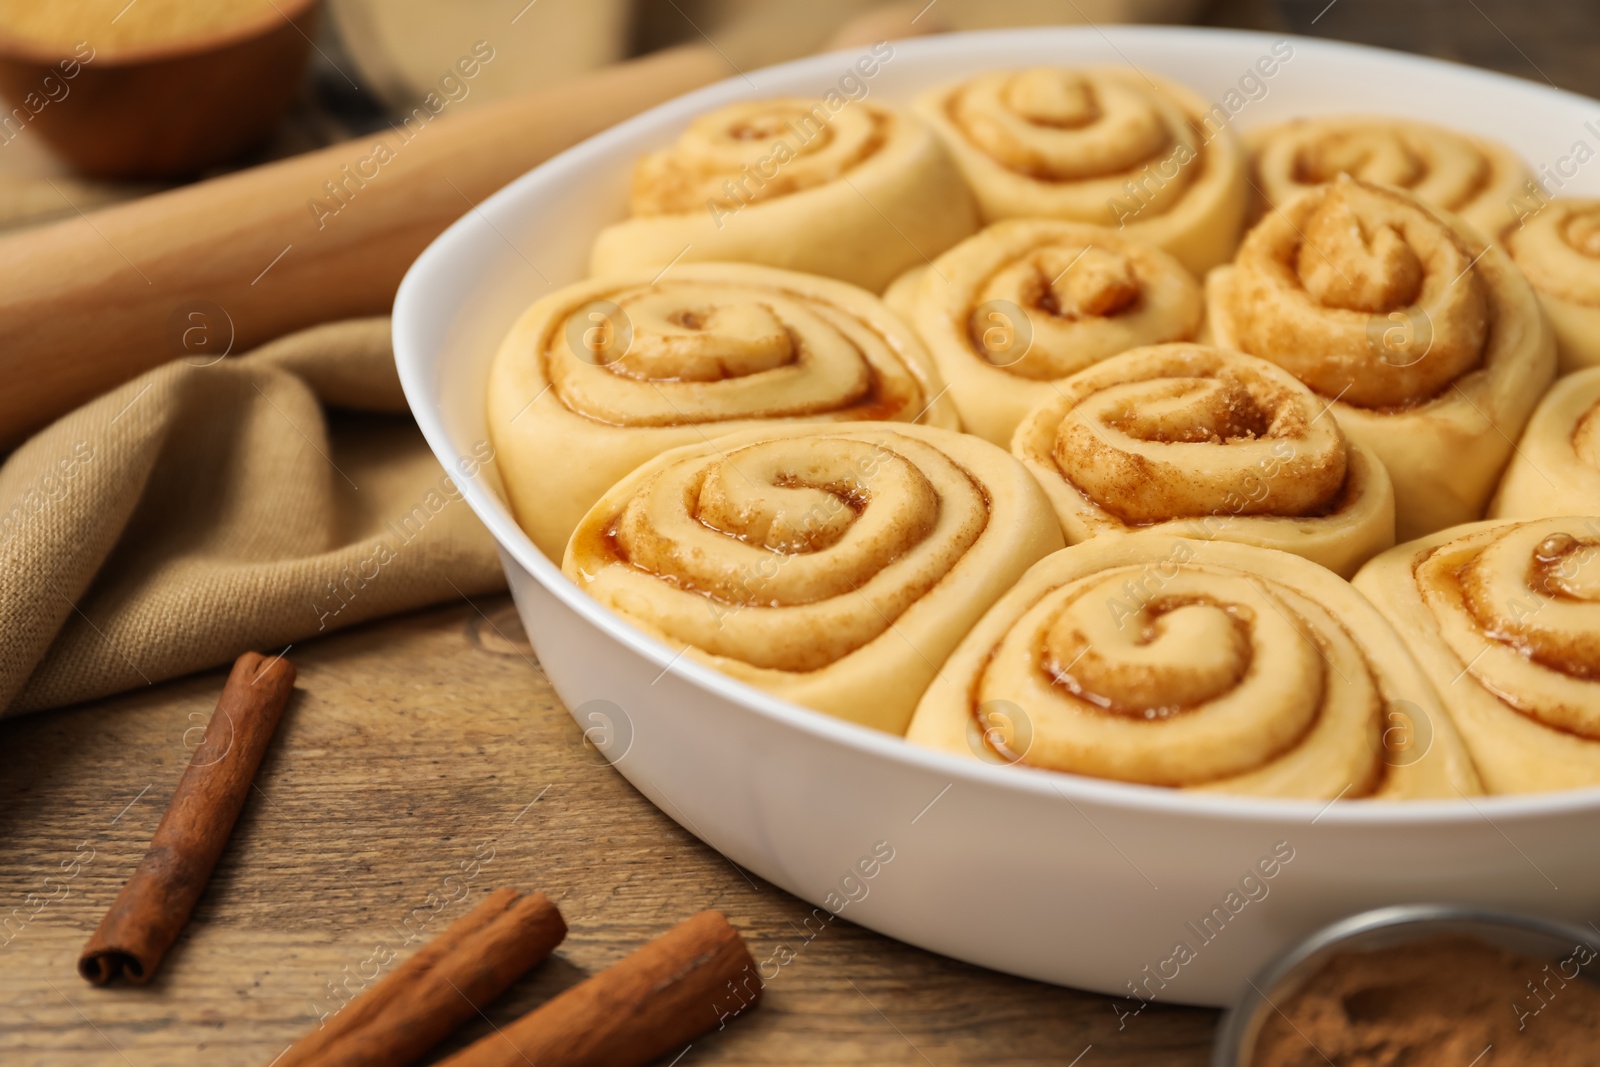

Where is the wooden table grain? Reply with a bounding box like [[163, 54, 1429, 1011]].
[[3, 2, 1595, 1064], [0, 596, 1216, 1066]]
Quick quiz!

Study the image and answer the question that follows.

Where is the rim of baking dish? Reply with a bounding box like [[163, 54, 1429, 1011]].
[[395, 24, 1600, 827]]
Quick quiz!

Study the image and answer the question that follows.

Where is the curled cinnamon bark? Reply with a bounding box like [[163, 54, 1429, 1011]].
[[435, 910, 760, 1067], [275, 887, 525, 1067], [79, 650, 295, 985], [311, 890, 567, 1067]]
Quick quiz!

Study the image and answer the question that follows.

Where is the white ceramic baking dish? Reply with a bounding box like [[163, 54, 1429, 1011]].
[[393, 26, 1600, 1007]]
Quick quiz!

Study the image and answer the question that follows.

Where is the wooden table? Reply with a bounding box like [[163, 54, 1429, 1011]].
[[3, 2, 1595, 1064], [0, 596, 1216, 1066]]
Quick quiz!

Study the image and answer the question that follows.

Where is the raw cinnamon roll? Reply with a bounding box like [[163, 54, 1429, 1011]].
[[906, 536, 1481, 799], [1490, 368, 1600, 520], [1501, 198, 1600, 371], [913, 67, 1248, 274], [588, 98, 979, 293], [883, 220, 1202, 444], [563, 423, 1064, 734], [1247, 115, 1530, 239], [1013, 345, 1395, 577], [488, 262, 959, 560], [1354, 518, 1600, 793], [1207, 175, 1556, 539]]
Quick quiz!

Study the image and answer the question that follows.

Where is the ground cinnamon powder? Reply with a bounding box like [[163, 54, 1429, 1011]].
[[1251, 935, 1600, 1066]]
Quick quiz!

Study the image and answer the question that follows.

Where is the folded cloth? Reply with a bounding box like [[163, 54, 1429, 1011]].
[[0, 318, 506, 715]]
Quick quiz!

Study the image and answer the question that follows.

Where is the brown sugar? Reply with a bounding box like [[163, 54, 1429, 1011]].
[[1252, 934, 1600, 1067]]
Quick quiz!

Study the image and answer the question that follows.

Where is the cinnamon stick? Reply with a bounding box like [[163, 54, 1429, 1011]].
[[435, 910, 762, 1067], [79, 650, 295, 984], [273, 886, 522, 1067], [311, 890, 568, 1067]]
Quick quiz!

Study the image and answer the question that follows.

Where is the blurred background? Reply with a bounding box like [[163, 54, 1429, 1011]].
[[0, 0, 1593, 231]]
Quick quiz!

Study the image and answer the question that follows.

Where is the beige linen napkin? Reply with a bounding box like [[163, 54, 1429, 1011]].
[[0, 318, 506, 715]]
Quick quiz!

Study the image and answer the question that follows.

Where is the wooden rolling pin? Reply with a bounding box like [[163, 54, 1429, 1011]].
[[0, 5, 937, 448]]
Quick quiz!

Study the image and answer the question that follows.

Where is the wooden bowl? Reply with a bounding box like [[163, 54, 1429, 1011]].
[[0, 0, 320, 179]]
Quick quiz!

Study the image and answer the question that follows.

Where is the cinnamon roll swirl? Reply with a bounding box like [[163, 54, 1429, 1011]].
[[1354, 517, 1600, 793], [1013, 345, 1395, 577], [913, 67, 1248, 274], [1248, 115, 1530, 239], [488, 263, 958, 559], [1501, 198, 1600, 372], [1490, 368, 1600, 520], [883, 220, 1203, 445], [907, 537, 1481, 799], [1207, 175, 1556, 539], [562, 423, 1064, 734], [588, 98, 979, 293]]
